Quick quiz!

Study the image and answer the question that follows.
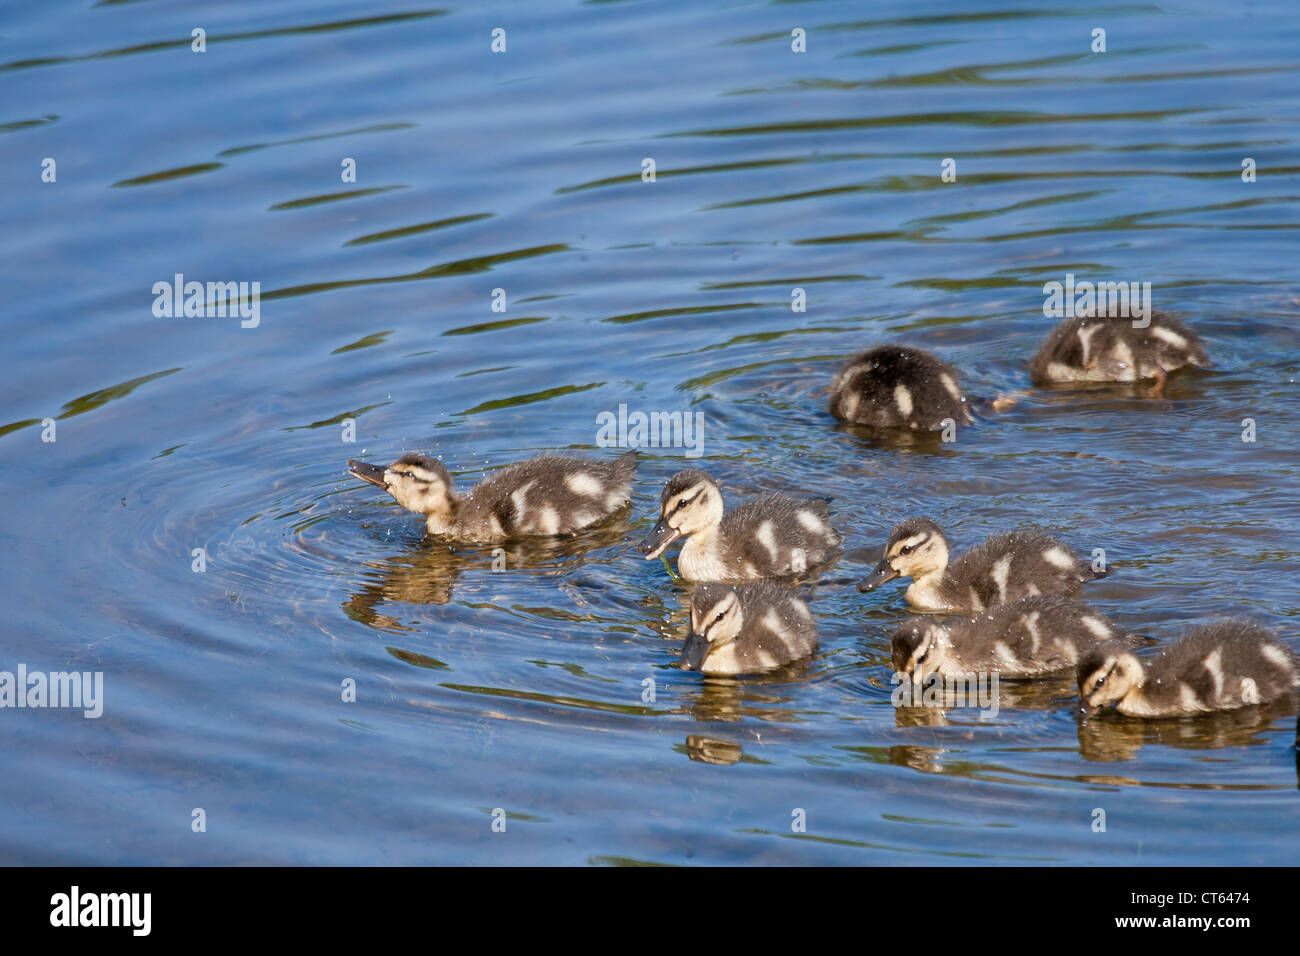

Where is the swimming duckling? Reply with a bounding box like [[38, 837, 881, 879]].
[[678, 581, 819, 676], [828, 345, 974, 430], [1029, 310, 1209, 396], [1078, 620, 1298, 718], [859, 517, 1105, 613], [638, 469, 841, 580], [347, 450, 636, 541], [892, 596, 1135, 681]]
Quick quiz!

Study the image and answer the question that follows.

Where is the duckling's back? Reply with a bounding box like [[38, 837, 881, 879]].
[[829, 345, 973, 430], [730, 581, 819, 673], [1143, 620, 1298, 711], [461, 451, 636, 538], [946, 531, 1097, 611], [1029, 310, 1209, 385], [716, 495, 841, 578], [949, 595, 1130, 676]]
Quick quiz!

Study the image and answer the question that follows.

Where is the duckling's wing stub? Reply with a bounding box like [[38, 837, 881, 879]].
[[610, 450, 638, 478]]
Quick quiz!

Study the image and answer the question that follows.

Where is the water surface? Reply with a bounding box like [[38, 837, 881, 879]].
[[2, 0, 1298, 865]]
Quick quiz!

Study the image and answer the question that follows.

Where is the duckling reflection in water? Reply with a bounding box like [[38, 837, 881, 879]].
[[679, 679, 809, 726], [639, 469, 841, 581], [348, 450, 636, 540], [892, 671, 1096, 727], [891, 668, 1000, 718], [677, 581, 818, 676], [1030, 310, 1209, 397], [861, 517, 1107, 613], [1077, 696, 1296, 763], [685, 735, 744, 766], [1078, 620, 1298, 718], [342, 520, 634, 617]]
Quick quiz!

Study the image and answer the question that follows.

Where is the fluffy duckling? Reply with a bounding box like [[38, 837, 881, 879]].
[[892, 596, 1135, 681], [1029, 310, 1209, 396], [828, 345, 974, 430], [347, 450, 636, 541], [638, 469, 841, 580], [1078, 620, 1298, 718], [859, 517, 1105, 613], [679, 581, 819, 676]]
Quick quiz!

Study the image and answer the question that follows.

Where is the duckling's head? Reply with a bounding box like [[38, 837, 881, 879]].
[[859, 517, 950, 592], [1076, 645, 1144, 717], [891, 619, 950, 681], [679, 583, 743, 670], [639, 469, 724, 560], [348, 454, 457, 524]]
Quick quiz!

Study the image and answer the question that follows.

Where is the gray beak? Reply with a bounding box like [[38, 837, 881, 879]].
[[678, 631, 710, 670], [348, 460, 387, 489], [639, 519, 681, 560], [858, 558, 900, 592]]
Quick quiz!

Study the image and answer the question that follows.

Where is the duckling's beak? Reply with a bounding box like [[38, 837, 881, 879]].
[[678, 631, 710, 670], [858, 558, 900, 592], [639, 519, 681, 560], [1077, 699, 1098, 721], [348, 460, 387, 489]]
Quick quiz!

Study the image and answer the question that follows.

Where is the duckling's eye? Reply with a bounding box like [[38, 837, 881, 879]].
[[715, 611, 725, 621], [676, 499, 690, 511], [899, 544, 914, 555]]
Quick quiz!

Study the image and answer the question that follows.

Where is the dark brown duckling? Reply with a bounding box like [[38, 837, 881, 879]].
[[828, 345, 974, 430]]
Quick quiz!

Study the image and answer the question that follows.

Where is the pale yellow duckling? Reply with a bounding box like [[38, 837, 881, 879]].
[[828, 344, 974, 430], [638, 469, 840, 581], [678, 581, 819, 676]]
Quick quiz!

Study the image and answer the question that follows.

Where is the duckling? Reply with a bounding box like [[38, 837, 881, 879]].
[[347, 450, 636, 541], [892, 596, 1136, 681], [828, 345, 974, 430], [1029, 310, 1209, 396], [1078, 620, 1298, 718], [678, 581, 819, 676], [859, 517, 1105, 613], [638, 469, 841, 580]]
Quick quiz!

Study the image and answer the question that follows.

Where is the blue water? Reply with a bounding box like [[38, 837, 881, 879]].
[[2, 0, 1298, 864]]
